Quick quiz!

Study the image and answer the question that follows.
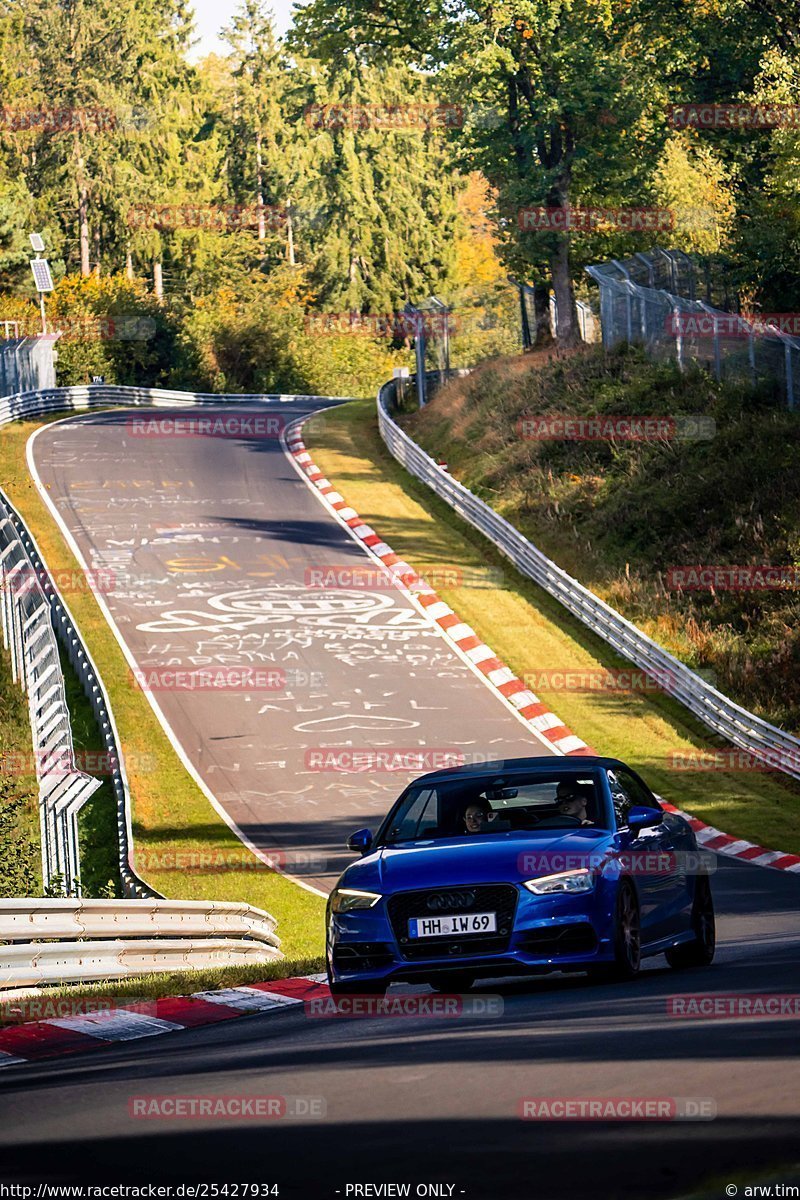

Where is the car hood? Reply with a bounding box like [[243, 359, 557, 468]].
[[339, 828, 614, 892]]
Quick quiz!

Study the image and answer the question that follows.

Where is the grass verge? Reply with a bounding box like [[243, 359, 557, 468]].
[[407, 344, 800, 730], [0, 412, 325, 957], [0, 642, 40, 896], [304, 396, 800, 854]]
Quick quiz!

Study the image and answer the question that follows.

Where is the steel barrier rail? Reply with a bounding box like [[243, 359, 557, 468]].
[[377, 379, 800, 783], [0, 937, 282, 988], [0, 898, 279, 945], [0, 485, 154, 900], [0, 498, 101, 894], [0, 383, 348, 903]]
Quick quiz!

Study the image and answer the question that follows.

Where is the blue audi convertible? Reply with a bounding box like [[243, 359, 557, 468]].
[[326, 756, 715, 994]]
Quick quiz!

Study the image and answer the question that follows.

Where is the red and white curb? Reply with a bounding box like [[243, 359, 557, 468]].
[[284, 416, 800, 876], [283, 421, 594, 759], [0, 975, 330, 1068], [661, 803, 800, 873]]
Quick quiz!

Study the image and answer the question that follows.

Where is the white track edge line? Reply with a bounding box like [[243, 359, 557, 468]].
[[26, 412, 328, 900]]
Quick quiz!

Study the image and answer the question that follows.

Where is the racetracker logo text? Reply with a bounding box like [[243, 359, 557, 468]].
[[305, 749, 468, 773], [128, 1095, 326, 1120], [519, 1097, 716, 1120], [518, 206, 674, 232], [667, 994, 800, 1018], [666, 565, 800, 591], [305, 995, 503, 1018], [129, 668, 289, 692], [515, 415, 716, 442], [126, 414, 286, 439]]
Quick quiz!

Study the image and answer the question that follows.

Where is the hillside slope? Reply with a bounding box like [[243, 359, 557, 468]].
[[403, 345, 800, 731]]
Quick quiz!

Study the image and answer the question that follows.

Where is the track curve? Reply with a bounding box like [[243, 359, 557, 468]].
[[6, 400, 798, 1198], [29, 404, 555, 891]]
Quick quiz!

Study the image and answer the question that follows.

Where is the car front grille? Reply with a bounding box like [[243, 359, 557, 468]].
[[387, 884, 518, 961]]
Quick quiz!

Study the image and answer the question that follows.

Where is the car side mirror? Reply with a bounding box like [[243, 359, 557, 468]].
[[347, 828, 373, 855], [628, 806, 663, 834]]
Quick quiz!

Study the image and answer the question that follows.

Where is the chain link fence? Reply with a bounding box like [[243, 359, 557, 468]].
[[510, 279, 599, 349], [404, 299, 455, 407], [586, 248, 799, 410]]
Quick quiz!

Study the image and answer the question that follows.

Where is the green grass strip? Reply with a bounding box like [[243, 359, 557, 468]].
[[304, 397, 800, 855], [0, 413, 325, 957]]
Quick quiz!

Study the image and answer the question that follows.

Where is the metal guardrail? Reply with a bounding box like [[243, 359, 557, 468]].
[[377, 378, 800, 783], [0, 940, 282, 988], [0, 485, 155, 901], [0, 496, 102, 895], [0, 898, 279, 943], [0, 900, 282, 987]]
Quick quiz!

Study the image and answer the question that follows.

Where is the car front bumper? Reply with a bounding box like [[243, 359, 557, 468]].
[[327, 882, 619, 984]]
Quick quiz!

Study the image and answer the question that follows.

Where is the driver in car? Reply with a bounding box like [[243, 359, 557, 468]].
[[463, 799, 497, 835], [555, 782, 593, 826]]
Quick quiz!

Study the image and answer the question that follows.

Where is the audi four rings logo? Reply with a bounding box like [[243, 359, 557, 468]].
[[426, 891, 476, 911]]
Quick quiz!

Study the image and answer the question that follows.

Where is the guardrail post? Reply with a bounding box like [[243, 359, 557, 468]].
[[785, 340, 796, 411]]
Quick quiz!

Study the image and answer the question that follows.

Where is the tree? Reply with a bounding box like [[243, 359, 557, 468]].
[[294, 50, 460, 313], [294, 1, 678, 345], [222, 1, 295, 257]]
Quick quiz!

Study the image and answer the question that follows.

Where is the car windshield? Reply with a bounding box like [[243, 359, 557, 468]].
[[378, 772, 606, 845]]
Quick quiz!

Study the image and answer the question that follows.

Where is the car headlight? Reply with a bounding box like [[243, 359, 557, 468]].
[[523, 869, 594, 895], [330, 887, 383, 913]]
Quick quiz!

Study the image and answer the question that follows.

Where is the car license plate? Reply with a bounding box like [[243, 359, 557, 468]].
[[409, 912, 497, 938]]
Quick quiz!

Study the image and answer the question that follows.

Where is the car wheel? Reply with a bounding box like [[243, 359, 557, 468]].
[[591, 881, 641, 982], [666, 875, 716, 969], [429, 973, 475, 993]]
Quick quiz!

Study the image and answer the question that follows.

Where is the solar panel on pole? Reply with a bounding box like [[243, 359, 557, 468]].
[[29, 233, 45, 253], [30, 259, 54, 293]]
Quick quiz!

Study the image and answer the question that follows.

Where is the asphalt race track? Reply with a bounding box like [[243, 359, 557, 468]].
[[3, 401, 798, 1198], [0, 857, 798, 1197], [29, 404, 554, 890]]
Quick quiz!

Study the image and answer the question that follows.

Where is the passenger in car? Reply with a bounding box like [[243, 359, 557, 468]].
[[554, 782, 593, 825]]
